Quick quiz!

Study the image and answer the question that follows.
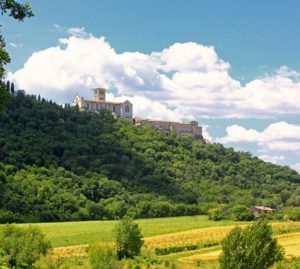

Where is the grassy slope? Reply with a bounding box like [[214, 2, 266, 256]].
[[19, 215, 244, 247]]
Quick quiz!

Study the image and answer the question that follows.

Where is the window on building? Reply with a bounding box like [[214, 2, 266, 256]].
[[125, 105, 130, 113], [113, 105, 116, 112]]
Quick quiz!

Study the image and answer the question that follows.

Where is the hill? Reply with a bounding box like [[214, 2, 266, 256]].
[[0, 91, 300, 222]]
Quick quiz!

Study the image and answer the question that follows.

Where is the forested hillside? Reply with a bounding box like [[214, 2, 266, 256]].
[[0, 91, 300, 223]]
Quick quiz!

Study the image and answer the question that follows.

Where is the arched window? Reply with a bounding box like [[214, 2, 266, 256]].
[[125, 105, 130, 113]]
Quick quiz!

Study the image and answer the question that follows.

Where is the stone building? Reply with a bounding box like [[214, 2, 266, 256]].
[[251, 206, 275, 218], [73, 88, 133, 118], [134, 118, 203, 139]]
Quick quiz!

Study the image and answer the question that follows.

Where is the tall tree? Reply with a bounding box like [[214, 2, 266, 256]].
[[0, 0, 33, 111], [10, 82, 14, 95], [5, 80, 9, 91]]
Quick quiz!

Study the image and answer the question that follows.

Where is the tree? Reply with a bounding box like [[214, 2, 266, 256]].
[[232, 205, 254, 221], [219, 220, 284, 269], [10, 82, 14, 95], [0, 224, 50, 268], [5, 80, 9, 91], [114, 217, 144, 259], [0, 0, 33, 111]]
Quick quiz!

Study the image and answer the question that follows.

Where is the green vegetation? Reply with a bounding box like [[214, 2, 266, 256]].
[[1, 92, 300, 223], [0, 224, 50, 269], [115, 217, 143, 259], [219, 220, 284, 269], [18, 216, 244, 247], [88, 243, 120, 269]]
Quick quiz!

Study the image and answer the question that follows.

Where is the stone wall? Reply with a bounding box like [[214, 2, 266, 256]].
[[134, 118, 203, 139]]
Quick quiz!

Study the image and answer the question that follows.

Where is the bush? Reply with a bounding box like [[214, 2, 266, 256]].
[[208, 204, 229, 221], [155, 244, 198, 255], [88, 243, 120, 269], [232, 205, 254, 221], [219, 220, 284, 269], [114, 217, 144, 259], [0, 224, 50, 268], [284, 207, 300, 221]]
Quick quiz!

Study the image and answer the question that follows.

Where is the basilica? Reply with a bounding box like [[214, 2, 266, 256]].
[[73, 88, 133, 118]]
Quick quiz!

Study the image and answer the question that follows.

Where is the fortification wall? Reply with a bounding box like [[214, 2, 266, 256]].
[[134, 118, 203, 139]]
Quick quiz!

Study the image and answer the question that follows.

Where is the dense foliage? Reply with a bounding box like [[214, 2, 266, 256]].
[[114, 217, 143, 259], [0, 224, 50, 268], [219, 220, 284, 269], [0, 92, 300, 222]]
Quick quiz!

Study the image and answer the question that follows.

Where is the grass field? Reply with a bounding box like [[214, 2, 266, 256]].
[[19, 215, 246, 247], [3, 216, 300, 268]]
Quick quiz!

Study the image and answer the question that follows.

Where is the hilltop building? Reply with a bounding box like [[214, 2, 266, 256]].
[[73, 88, 203, 139], [134, 118, 203, 139], [73, 88, 133, 118]]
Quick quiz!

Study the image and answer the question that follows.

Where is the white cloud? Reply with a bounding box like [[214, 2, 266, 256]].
[[9, 42, 23, 48], [7, 29, 300, 120], [259, 154, 285, 164], [291, 163, 300, 172], [202, 125, 213, 142], [218, 122, 300, 145], [217, 121, 300, 169], [66, 27, 91, 38]]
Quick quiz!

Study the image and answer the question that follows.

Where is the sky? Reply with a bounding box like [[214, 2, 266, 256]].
[[2, 0, 300, 172]]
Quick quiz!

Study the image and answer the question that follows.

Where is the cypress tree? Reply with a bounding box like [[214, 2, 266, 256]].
[[11, 82, 15, 95], [6, 81, 10, 92]]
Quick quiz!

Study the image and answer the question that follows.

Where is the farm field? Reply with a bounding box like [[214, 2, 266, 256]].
[[6, 216, 300, 268], [50, 220, 300, 258], [19, 215, 247, 247]]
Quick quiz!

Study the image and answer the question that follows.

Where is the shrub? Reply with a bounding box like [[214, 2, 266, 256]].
[[232, 205, 254, 221], [114, 217, 144, 259], [155, 244, 198, 255], [284, 207, 300, 221], [208, 204, 229, 221], [219, 220, 284, 269], [88, 243, 120, 269], [0, 224, 50, 268]]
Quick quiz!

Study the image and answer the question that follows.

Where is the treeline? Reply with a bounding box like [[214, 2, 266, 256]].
[[0, 91, 300, 222]]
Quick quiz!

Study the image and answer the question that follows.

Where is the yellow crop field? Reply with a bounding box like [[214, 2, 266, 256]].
[[144, 221, 300, 250], [178, 231, 300, 263], [52, 245, 88, 257], [52, 221, 300, 260]]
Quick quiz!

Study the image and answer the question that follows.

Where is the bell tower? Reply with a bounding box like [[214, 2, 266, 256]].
[[93, 88, 106, 101]]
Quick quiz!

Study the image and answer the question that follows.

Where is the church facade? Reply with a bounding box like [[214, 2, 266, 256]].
[[73, 88, 133, 118]]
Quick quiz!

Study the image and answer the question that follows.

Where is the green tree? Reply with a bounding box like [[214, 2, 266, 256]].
[[0, 0, 33, 111], [114, 217, 144, 260], [0, 224, 50, 268], [219, 220, 284, 269], [232, 205, 254, 221]]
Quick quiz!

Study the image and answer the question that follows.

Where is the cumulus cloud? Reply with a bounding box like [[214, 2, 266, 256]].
[[7, 28, 300, 120], [291, 163, 300, 172], [218, 121, 300, 153], [217, 121, 300, 170], [218, 122, 300, 144], [259, 154, 285, 164]]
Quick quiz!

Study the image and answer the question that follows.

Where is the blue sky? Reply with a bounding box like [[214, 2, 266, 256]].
[[2, 0, 300, 171]]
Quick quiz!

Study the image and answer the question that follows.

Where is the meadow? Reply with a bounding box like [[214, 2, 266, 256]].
[[20, 215, 246, 247], [4, 215, 300, 268]]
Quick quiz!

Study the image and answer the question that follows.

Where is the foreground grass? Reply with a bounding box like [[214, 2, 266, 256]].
[[18, 215, 245, 247]]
